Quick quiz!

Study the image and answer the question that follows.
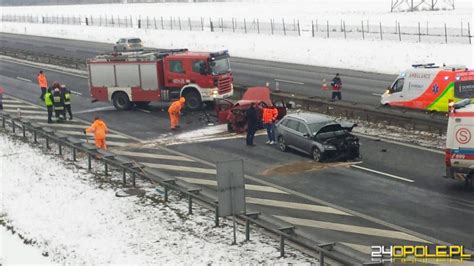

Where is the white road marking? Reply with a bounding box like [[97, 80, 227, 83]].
[[176, 177, 288, 194], [71, 90, 83, 96], [113, 150, 194, 162], [354, 133, 444, 155], [79, 139, 132, 147], [3, 108, 45, 114], [2, 104, 42, 110], [142, 162, 216, 174], [12, 115, 48, 120], [57, 130, 129, 140], [37, 122, 88, 129], [137, 108, 151, 114], [340, 242, 372, 254], [74, 106, 117, 114], [274, 215, 431, 243], [371, 93, 382, 96], [274, 78, 305, 85], [165, 131, 267, 146], [351, 165, 415, 183], [246, 197, 352, 216], [1, 99, 22, 104], [16, 77, 32, 83]]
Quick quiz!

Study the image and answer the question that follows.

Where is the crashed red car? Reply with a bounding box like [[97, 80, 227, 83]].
[[215, 86, 287, 133]]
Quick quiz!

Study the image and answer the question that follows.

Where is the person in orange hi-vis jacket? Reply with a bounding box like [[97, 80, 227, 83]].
[[37, 70, 48, 101], [262, 106, 278, 144], [168, 97, 186, 130], [84, 117, 109, 149]]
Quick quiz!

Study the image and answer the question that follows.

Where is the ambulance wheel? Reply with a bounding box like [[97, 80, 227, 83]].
[[184, 91, 202, 111], [112, 92, 131, 110]]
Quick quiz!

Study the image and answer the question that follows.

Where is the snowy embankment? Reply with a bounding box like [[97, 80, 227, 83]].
[[1, 0, 472, 74], [0, 134, 311, 264]]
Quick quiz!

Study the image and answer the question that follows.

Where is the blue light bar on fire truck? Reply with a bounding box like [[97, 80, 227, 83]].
[[210, 50, 229, 60]]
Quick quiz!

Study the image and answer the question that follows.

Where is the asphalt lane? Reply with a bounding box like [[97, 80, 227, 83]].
[[0, 32, 396, 106], [169, 134, 474, 248]]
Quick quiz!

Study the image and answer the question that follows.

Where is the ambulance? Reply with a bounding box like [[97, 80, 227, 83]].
[[445, 98, 474, 188], [381, 64, 474, 112]]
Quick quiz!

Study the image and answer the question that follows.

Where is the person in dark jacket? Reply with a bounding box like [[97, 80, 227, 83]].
[[245, 103, 258, 146], [61, 84, 73, 120], [52, 83, 65, 122], [330, 73, 342, 101]]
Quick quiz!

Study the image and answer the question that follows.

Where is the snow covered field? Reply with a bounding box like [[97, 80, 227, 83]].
[[1, 0, 472, 74], [0, 134, 312, 264]]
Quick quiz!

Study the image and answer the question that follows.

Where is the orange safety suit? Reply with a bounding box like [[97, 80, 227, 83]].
[[86, 119, 109, 149], [37, 73, 48, 89], [168, 97, 185, 129], [262, 107, 278, 124]]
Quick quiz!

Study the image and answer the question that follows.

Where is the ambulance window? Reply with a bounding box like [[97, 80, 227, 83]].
[[169, 61, 184, 73], [392, 78, 404, 93]]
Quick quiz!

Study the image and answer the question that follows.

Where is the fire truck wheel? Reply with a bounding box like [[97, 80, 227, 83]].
[[184, 91, 202, 111], [112, 92, 131, 110]]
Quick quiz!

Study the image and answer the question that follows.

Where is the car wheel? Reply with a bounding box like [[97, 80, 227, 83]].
[[278, 136, 287, 152], [312, 147, 323, 162], [227, 123, 234, 133], [112, 92, 131, 111]]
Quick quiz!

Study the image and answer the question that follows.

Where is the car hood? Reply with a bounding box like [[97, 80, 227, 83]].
[[235, 86, 272, 107]]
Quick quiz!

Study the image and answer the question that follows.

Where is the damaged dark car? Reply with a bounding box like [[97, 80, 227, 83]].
[[275, 112, 359, 162]]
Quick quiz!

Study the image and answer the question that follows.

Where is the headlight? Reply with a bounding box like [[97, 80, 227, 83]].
[[323, 144, 336, 150], [212, 90, 218, 96]]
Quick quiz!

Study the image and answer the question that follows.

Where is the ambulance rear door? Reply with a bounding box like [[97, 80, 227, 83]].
[[448, 112, 474, 170]]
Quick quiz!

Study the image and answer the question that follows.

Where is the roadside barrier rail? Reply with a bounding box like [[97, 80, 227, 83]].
[[1, 112, 364, 265]]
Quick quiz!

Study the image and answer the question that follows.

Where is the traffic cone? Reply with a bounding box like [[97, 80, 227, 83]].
[[321, 79, 328, 90]]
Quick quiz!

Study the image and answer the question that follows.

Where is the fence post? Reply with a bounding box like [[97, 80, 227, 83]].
[[170, 17, 173, 30], [326, 20, 329, 38], [154, 17, 157, 29], [244, 18, 247, 33], [282, 18, 286, 35], [138, 18, 141, 29], [468, 22, 471, 44], [343, 20, 347, 39], [221, 17, 224, 32], [444, 23, 448, 43], [42, 16, 45, 24], [297, 19, 300, 36], [426, 21, 428, 35], [270, 19, 274, 35], [311, 20, 315, 37], [161, 16, 164, 29], [85, 17, 88, 26], [178, 17, 182, 30], [379, 21, 383, 40], [231, 18, 235, 32], [210, 18, 214, 32], [201, 17, 204, 31], [398, 22, 401, 41], [257, 18, 260, 34], [188, 17, 191, 31], [361, 20, 365, 39], [418, 21, 421, 42]]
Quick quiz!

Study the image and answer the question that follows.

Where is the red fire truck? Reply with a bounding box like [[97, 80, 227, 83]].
[[87, 49, 234, 110]]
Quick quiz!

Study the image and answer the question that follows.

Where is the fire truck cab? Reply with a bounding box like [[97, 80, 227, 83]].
[[87, 49, 233, 111], [381, 64, 473, 112], [445, 99, 474, 188]]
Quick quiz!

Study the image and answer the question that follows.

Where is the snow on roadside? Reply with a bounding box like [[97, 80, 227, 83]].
[[0, 134, 312, 264]]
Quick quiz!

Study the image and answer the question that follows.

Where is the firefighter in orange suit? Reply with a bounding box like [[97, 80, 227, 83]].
[[84, 117, 109, 149], [37, 71, 48, 101], [168, 97, 186, 130], [262, 106, 278, 144]]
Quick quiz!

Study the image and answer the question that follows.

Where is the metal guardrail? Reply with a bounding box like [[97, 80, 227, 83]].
[[0, 112, 364, 265]]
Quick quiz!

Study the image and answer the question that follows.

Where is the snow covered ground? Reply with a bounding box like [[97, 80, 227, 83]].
[[0, 134, 312, 264], [1, 0, 472, 74]]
